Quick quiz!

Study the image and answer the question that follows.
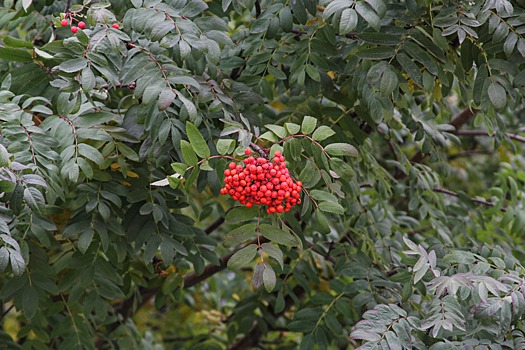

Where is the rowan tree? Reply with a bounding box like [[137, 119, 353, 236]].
[[1, 0, 525, 349]]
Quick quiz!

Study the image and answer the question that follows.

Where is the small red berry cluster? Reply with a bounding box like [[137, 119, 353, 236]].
[[220, 149, 302, 214], [59, 17, 120, 33]]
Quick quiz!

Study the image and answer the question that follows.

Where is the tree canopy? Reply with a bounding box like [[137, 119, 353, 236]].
[[1, 0, 525, 349]]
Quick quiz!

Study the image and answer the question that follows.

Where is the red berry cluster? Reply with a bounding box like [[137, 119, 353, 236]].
[[220, 149, 302, 214], [59, 18, 86, 33], [59, 16, 120, 33]]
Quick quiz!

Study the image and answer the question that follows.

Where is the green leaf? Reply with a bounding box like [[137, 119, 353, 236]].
[[0, 247, 8, 272], [181, 140, 198, 166], [263, 265, 276, 292], [488, 82, 506, 110], [116, 142, 139, 162], [225, 206, 258, 224], [261, 243, 283, 269], [367, 0, 386, 17], [171, 162, 189, 174], [3, 35, 33, 48], [284, 137, 302, 161], [75, 112, 116, 127], [227, 244, 258, 270], [340, 8, 358, 35], [396, 52, 422, 87], [22, 286, 38, 320], [0, 144, 10, 167], [59, 58, 89, 73], [312, 126, 336, 141], [279, 6, 293, 32], [259, 224, 297, 247], [80, 67, 96, 92], [177, 92, 198, 120], [34, 47, 53, 59], [324, 143, 358, 157], [380, 68, 398, 96], [78, 228, 95, 253], [78, 144, 104, 164], [217, 139, 235, 155], [200, 160, 213, 171], [23, 187, 45, 215], [259, 131, 278, 142], [252, 263, 264, 290], [265, 124, 288, 139], [301, 116, 317, 134], [158, 88, 176, 111], [310, 190, 338, 202], [330, 158, 355, 180], [359, 32, 402, 45], [318, 202, 345, 215], [9, 249, 25, 276], [285, 123, 301, 135], [223, 224, 257, 248], [186, 122, 210, 158], [355, 2, 381, 31], [0, 47, 33, 62]]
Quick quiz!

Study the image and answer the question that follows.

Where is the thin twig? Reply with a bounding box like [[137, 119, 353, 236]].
[[0, 304, 14, 320]]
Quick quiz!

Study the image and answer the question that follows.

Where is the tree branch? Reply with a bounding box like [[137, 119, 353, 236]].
[[451, 129, 525, 143], [433, 187, 506, 212], [395, 107, 480, 180]]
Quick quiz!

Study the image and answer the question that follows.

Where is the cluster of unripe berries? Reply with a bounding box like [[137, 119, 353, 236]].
[[59, 18, 120, 34], [220, 149, 302, 214]]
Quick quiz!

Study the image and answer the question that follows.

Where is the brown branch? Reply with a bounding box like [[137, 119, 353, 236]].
[[449, 108, 480, 130], [204, 209, 231, 234], [433, 187, 506, 212], [448, 149, 493, 160], [395, 107, 480, 180], [451, 129, 525, 143]]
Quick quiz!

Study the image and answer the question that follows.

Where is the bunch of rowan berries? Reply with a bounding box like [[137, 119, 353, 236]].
[[59, 16, 120, 33], [220, 148, 302, 214]]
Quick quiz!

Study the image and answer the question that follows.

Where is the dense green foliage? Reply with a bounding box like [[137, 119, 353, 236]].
[[2, 0, 525, 348]]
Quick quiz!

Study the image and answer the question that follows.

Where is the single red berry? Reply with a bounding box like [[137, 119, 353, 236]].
[[274, 151, 282, 157], [246, 202, 253, 208], [71, 26, 78, 33], [112, 23, 120, 29], [78, 21, 86, 29], [228, 162, 236, 170], [245, 148, 252, 155], [61, 19, 68, 27]]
